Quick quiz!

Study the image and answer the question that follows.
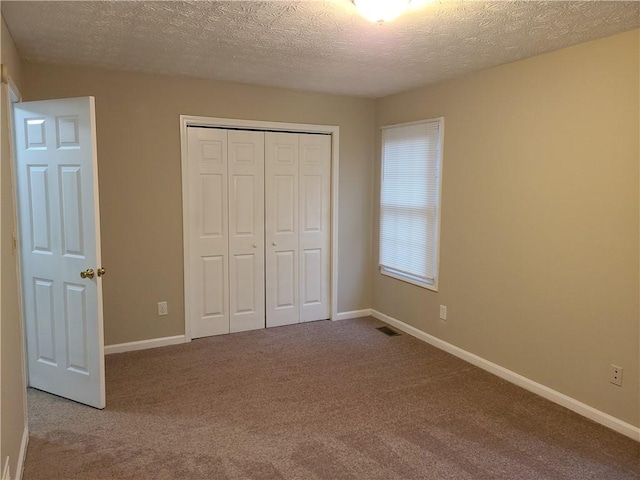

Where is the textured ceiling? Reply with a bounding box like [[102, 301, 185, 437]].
[[2, 1, 639, 97]]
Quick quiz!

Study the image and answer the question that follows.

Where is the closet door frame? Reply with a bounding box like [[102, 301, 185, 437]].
[[180, 115, 339, 342]]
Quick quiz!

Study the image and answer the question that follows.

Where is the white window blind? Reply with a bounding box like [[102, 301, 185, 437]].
[[379, 118, 443, 290]]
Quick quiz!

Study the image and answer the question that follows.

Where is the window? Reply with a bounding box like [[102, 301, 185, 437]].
[[379, 118, 444, 291]]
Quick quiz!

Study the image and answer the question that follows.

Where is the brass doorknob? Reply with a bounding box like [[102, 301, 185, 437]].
[[80, 268, 95, 279], [97, 267, 106, 277]]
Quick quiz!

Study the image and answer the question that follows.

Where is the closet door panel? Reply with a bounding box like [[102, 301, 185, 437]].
[[299, 134, 331, 322], [228, 130, 265, 333], [188, 128, 230, 338], [265, 133, 299, 327]]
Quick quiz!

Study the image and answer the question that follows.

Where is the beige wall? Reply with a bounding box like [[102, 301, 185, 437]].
[[1, 14, 27, 479], [22, 63, 375, 345], [374, 29, 640, 426], [1, 15, 22, 89]]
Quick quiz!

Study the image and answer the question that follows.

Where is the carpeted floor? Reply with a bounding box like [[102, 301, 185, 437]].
[[24, 317, 639, 479]]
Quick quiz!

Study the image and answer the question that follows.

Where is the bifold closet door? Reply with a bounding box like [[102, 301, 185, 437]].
[[187, 128, 265, 337], [298, 134, 331, 323], [188, 127, 329, 338], [265, 132, 331, 327], [265, 133, 299, 327], [187, 127, 230, 338], [228, 130, 265, 333]]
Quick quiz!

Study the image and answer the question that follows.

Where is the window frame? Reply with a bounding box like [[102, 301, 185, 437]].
[[379, 117, 444, 292]]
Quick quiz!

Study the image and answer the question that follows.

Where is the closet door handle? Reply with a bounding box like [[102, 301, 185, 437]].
[[272, 242, 277, 247], [252, 243, 257, 248]]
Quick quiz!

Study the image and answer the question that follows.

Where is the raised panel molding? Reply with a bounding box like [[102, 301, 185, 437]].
[[25, 118, 46, 150], [60, 166, 85, 258], [202, 256, 224, 317], [64, 283, 88, 375], [28, 165, 52, 253], [201, 174, 224, 237], [56, 115, 80, 149]]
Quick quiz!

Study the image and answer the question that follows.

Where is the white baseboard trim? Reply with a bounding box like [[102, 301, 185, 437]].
[[334, 309, 372, 321], [16, 425, 28, 480], [105, 335, 186, 355], [371, 309, 640, 442]]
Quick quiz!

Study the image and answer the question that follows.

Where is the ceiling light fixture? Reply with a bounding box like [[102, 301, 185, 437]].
[[352, 0, 411, 23]]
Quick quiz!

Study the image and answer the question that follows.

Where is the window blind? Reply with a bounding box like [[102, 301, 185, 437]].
[[379, 119, 442, 289]]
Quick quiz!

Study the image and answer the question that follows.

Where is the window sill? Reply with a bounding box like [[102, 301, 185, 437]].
[[380, 267, 438, 292]]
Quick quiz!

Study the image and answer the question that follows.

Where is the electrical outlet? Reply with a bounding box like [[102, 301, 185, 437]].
[[610, 364, 623, 387], [157, 301, 168, 316], [439, 305, 447, 320]]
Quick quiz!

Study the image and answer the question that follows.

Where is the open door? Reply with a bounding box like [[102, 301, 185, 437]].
[[13, 97, 105, 409]]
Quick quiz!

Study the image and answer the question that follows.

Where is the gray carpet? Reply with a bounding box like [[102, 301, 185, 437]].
[[24, 317, 640, 479]]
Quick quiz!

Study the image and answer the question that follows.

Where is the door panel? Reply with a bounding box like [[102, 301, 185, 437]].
[[202, 174, 224, 236], [228, 130, 265, 333], [60, 166, 84, 257], [231, 176, 256, 235], [14, 97, 105, 408], [302, 248, 323, 306], [34, 278, 56, 364], [27, 165, 53, 252], [265, 133, 299, 327], [302, 175, 323, 232], [202, 255, 225, 317], [299, 134, 331, 322], [276, 250, 295, 308], [232, 253, 257, 313], [63, 282, 88, 373], [187, 128, 229, 338]]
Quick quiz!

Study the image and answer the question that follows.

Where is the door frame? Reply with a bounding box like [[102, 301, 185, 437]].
[[2, 68, 30, 469], [179, 115, 340, 342]]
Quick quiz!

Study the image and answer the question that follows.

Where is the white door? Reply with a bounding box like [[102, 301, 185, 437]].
[[265, 132, 299, 327], [228, 130, 265, 333], [186, 127, 229, 338], [14, 97, 105, 409], [186, 126, 331, 338], [299, 134, 331, 322]]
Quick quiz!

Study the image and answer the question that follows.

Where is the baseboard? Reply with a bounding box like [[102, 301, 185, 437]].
[[105, 335, 186, 355], [15, 425, 28, 480], [370, 309, 640, 442], [333, 309, 372, 321]]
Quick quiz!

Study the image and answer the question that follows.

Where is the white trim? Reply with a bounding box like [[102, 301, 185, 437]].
[[4, 83, 31, 470], [16, 425, 28, 480], [371, 309, 640, 442], [330, 129, 340, 323], [180, 118, 192, 341], [104, 335, 186, 355], [2, 457, 10, 480], [334, 309, 372, 321], [179, 115, 340, 339], [378, 117, 444, 293]]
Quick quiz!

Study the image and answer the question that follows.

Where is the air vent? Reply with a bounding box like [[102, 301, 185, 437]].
[[377, 326, 400, 336]]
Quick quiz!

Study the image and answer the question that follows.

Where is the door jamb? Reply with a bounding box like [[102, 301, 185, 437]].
[[2, 70, 29, 452], [179, 115, 340, 342]]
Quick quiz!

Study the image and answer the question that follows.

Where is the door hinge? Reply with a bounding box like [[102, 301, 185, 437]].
[[12, 233, 17, 254]]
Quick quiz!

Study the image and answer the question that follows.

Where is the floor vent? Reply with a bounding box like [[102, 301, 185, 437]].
[[377, 326, 400, 337]]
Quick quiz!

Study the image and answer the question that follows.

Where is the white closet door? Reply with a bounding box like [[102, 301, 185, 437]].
[[187, 127, 230, 338], [265, 132, 299, 327], [228, 130, 265, 333], [299, 134, 331, 322]]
